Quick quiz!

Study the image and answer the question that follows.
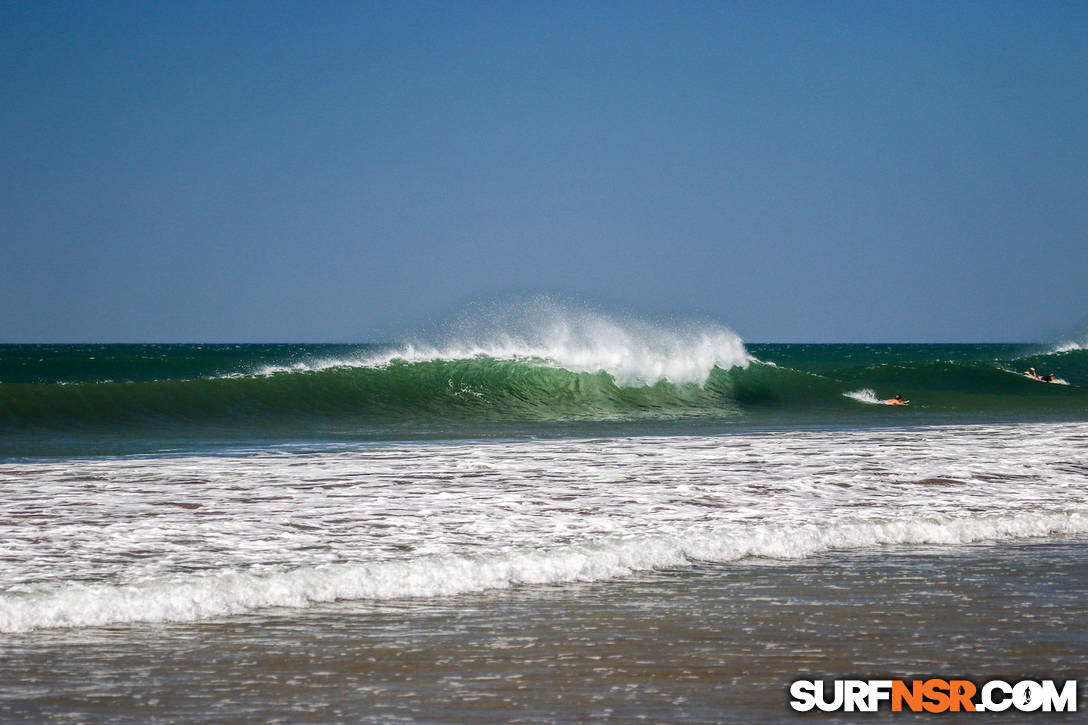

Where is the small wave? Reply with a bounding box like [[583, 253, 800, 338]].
[[2, 510, 1084, 633], [1043, 319, 1088, 353], [250, 358, 370, 377], [1048, 340, 1086, 354]]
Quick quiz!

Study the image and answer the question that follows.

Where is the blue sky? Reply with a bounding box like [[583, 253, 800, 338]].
[[2, 1, 1085, 342]]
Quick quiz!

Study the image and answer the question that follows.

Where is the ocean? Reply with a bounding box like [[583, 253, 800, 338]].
[[2, 311, 1086, 721]]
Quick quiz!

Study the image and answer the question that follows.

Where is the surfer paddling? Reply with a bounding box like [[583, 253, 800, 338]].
[[883, 394, 909, 405], [1024, 367, 1058, 382]]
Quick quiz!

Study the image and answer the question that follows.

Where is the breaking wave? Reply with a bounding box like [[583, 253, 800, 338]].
[[2, 510, 1084, 633]]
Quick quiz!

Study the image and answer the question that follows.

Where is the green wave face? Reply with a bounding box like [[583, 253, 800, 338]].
[[1, 344, 1086, 437], [743, 344, 1088, 417], [0, 356, 738, 431]]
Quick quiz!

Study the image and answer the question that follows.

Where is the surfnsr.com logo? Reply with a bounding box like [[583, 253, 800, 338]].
[[789, 679, 1078, 713]]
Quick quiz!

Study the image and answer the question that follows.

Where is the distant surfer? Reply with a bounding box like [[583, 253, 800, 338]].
[[1024, 367, 1057, 382], [884, 394, 909, 405]]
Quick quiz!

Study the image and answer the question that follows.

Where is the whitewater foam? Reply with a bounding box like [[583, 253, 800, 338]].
[[1049, 340, 1086, 354], [844, 388, 882, 404], [250, 358, 363, 377], [3, 421, 1088, 632], [253, 300, 750, 386], [2, 510, 1085, 633]]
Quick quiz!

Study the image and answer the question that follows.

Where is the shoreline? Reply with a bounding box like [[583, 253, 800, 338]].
[[3, 539, 1086, 721]]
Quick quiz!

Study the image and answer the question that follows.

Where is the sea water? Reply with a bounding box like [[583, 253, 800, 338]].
[[2, 306, 1086, 720]]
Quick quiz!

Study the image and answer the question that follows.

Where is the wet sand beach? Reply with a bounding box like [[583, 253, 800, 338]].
[[3, 540, 1084, 722]]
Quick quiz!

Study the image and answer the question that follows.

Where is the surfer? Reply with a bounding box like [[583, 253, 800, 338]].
[[884, 394, 909, 405], [1025, 368, 1058, 382]]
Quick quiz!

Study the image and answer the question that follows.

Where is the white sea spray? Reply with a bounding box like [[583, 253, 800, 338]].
[[253, 299, 751, 386]]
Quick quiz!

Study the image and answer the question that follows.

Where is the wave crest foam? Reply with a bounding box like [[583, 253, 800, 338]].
[[376, 299, 750, 386]]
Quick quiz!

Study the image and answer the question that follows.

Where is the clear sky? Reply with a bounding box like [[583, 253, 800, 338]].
[[2, 1, 1085, 343]]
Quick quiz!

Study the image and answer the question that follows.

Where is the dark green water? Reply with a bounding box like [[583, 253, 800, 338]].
[[2, 342, 1086, 721], [1, 343, 1085, 457]]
